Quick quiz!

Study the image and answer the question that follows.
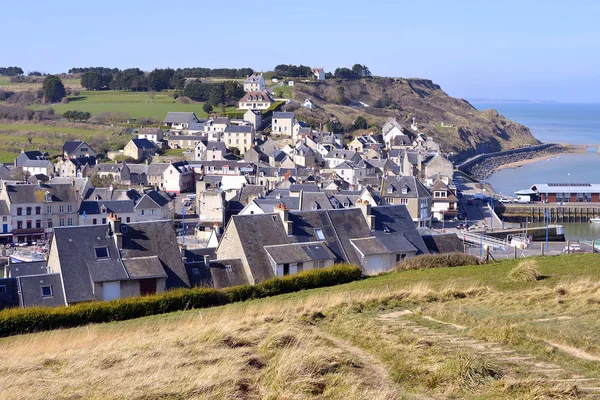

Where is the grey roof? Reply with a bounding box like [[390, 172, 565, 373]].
[[147, 163, 170, 176], [382, 176, 431, 198], [264, 242, 335, 264], [80, 200, 135, 215], [95, 163, 127, 173], [168, 135, 205, 142], [17, 274, 66, 308], [131, 138, 156, 150], [0, 200, 9, 215], [325, 149, 360, 160], [137, 190, 171, 208], [370, 205, 429, 255], [163, 112, 198, 124], [9, 261, 48, 278], [269, 149, 287, 162], [207, 259, 249, 288], [244, 73, 262, 83], [290, 184, 320, 193], [206, 141, 227, 152], [300, 192, 334, 211], [224, 125, 253, 133], [253, 197, 300, 212], [214, 117, 230, 125], [421, 233, 464, 254], [0, 278, 19, 310], [122, 256, 168, 279], [273, 111, 295, 119], [22, 159, 53, 168], [120, 221, 190, 289], [4, 183, 78, 204], [63, 141, 93, 155], [84, 188, 140, 201], [139, 127, 162, 136], [238, 185, 267, 204], [52, 225, 125, 303], [228, 214, 290, 283], [240, 91, 272, 102], [188, 121, 205, 131], [350, 237, 389, 256]]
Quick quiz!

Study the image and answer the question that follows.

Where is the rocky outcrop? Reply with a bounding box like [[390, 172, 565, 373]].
[[293, 78, 540, 162]]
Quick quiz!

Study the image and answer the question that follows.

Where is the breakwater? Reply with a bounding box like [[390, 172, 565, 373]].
[[457, 144, 565, 180]]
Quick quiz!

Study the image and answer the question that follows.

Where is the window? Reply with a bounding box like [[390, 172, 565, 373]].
[[17, 221, 22, 230], [139, 209, 145, 216], [192, 268, 200, 276], [314, 228, 325, 240], [126, 217, 131, 223], [94, 247, 110, 259], [402, 187, 408, 194], [67, 218, 73, 226], [396, 254, 406, 263], [47, 220, 53, 228], [59, 218, 65, 227], [36, 220, 41, 229], [26, 221, 32, 229], [26, 207, 32, 216], [434, 191, 447, 198], [2, 216, 6, 222], [67, 205, 73, 213], [101, 206, 107, 214], [16, 208, 22, 216], [59, 205, 65, 213], [120, 225, 128, 234], [41, 285, 53, 297], [102, 218, 107, 224], [35, 206, 41, 215], [400, 198, 409, 205], [92, 218, 97, 225], [385, 197, 393, 204], [47, 206, 52, 214], [0, 285, 6, 294]]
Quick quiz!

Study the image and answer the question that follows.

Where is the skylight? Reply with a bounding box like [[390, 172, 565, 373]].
[[315, 228, 325, 240], [94, 247, 110, 259]]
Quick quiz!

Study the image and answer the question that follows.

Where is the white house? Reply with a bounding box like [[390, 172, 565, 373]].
[[382, 117, 410, 149], [244, 109, 262, 131], [243, 73, 265, 92], [303, 98, 314, 109], [223, 125, 255, 155], [238, 91, 273, 110], [138, 128, 164, 144], [312, 68, 325, 80], [271, 112, 296, 136]]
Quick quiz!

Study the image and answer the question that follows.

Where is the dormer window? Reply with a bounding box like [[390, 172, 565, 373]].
[[101, 205, 107, 214], [44, 191, 52, 202], [95, 194, 101, 201], [387, 187, 393, 194], [402, 186, 408, 194]]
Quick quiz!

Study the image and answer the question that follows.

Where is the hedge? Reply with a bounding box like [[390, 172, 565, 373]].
[[0, 264, 362, 337], [396, 253, 482, 271]]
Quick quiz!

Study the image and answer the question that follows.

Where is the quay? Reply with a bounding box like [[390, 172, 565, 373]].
[[495, 203, 600, 223]]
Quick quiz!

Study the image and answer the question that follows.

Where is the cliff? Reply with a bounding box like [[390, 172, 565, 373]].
[[292, 78, 539, 160]]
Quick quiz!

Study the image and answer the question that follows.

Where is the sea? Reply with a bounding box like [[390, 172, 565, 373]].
[[471, 102, 600, 241]]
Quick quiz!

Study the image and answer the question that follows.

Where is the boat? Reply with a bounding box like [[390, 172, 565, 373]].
[[589, 216, 600, 224], [10, 251, 46, 263]]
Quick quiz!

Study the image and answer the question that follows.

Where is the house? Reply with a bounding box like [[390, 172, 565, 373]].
[[312, 67, 325, 80], [223, 125, 255, 155], [55, 156, 96, 178], [134, 190, 174, 222], [46, 217, 190, 305], [163, 112, 199, 131], [0, 200, 12, 244], [303, 98, 314, 109], [161, 162, 195, 194], [244, 109, 262, 131], [138, 127, 164, 144], [429, 179, 458, 221], [63, 141, 96, 159], [243, 146, 268, 164], [421, 153, 453, 180], [243, 73, 265, 92], [167, 135, 205, 150], [196, 187, 226, 226], [324, 149, 362, 168], [381, 176, 432, 227], [123, 139, 156, 161], [188, 121, 206, 135], [203, 117, 230, 140], [272, 112, 296, 136], [22, 159, 54, 178], [14, 150, 48, 168], [79, 200, 136, 225], [0, 182, 80, 243], [238, 91, 273, 110], [382, 117, 411, 149], [348, 134, 382, 153], [90, 163, 130, 184], [291, 144, 316, 168]]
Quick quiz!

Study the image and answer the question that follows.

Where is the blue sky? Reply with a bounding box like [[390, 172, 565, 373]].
[[5, 0, 600, 102]]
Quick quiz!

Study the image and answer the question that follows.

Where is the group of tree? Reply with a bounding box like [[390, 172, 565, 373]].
[[81, 72, 113, 90], [352, 116, 368, 130], [27, 71, 45, 77], [69, 67, 119, 74], [42, 75, 66, 103], [0, 105, 54, 121], [63, 110, 91, 122], [273, 64, 313, 78], [334, 64, 372, 80], [176, 67, 253, 78], [0, 66, 24, 76], [183, 80, 244, 105]]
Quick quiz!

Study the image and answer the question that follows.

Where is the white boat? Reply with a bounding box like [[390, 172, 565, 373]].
[[10, 251, 46, 263], [590, 216, 600, 224]]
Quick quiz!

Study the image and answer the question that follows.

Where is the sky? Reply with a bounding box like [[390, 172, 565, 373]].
[[4, 0, 600, 102]]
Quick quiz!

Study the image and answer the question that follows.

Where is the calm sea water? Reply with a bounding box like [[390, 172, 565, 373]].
[[471, 102, 600, 240]]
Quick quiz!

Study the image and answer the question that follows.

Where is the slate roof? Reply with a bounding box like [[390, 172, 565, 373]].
[[300, 192, 333, 211], [0, 200, 9, 215], [63, 141, 93, 155], [207, 259, 249, 288], [240, 91, 273, 103], [253, 197, 300, 213], [120, 221, 190, 288], [264, 242, 335, 264], [420, 233, 463, 254], [17, 274, 66, 308], [382, 176, 431, 198], [244, 73, 263, 84], [131, 138, 156, 150], [4, 183, 77, 204], [9, 261, 48, 278], [0, 278, 19, 310], [325, 149, 359, 160], [228, 214, 290, 283], [188, 121, 206, 131], [350, 237, 389, 256], [168, 135, 205, 142], [224, 125, 254, 133], [370, 205, 429, 255], [22, 159, 53, 168], [122, 256, 168, 279], [84, 188, 140, 201], [95, 163, 127, 174], [206, 141, 227, 152], [80, 200, 135, 215], [273, 111, 295, 119], [290, 184, 320, 193], [238, 185, 267, 204], [139, 127, 162, 136], [163, 112, 198, 124]]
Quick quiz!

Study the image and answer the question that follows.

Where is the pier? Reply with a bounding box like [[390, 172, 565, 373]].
[[496, 204, 600, 223]]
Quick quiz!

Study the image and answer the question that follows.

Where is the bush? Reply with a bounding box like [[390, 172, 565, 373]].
[[507, 260, 541, 282], [0, 264, 362, 337], [397, 253, 481, 271]]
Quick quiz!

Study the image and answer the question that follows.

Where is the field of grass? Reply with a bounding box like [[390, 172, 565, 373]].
[[1, 254, 600, 399], [0, 77, 82, 92], [272, 85, 294, 99]]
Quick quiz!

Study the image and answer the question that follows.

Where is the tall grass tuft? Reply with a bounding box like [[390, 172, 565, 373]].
[[508, 260, 541, 282], [396, 253, 481, 271]]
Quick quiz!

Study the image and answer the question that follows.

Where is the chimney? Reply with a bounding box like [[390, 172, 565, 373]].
[[357, 200, 376, 230], [109, 213, 122, 248], [71, 178, 75, 187], [274, 203, 292, 235], [213, 222, 221, 234], [203, 255, 210, 268]]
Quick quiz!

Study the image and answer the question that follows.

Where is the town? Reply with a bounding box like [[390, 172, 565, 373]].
[[0, 70, 470, 308]]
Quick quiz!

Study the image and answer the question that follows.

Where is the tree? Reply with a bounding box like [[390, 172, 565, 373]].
[[170, 73, 186, 90], [351, 64, 372, 78], [352, 116, 368, 130], [202, 102, 213, 114], [42, 75, 66, 103], [0, 66, 24, 76], [81, 72, 111, 90]]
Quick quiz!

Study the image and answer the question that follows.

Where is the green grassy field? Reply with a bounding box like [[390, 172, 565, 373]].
[[1, 254, 599, 399]]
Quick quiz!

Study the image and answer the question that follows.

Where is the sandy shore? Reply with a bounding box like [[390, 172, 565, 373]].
[[494, 152, 566, 171]]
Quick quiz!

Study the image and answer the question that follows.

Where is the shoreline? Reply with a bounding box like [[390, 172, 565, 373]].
[[493, 151, 567, 171]]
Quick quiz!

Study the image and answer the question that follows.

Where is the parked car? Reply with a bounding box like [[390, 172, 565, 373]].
[[498, 197, 511, 203]]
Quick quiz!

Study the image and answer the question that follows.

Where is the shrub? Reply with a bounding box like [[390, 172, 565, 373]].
[[507, 260, 541, 282], [397, 253, 481, 271], [0, 264, 361, 337]]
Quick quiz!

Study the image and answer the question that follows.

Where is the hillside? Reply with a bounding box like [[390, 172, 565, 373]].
[[2, 254, 599, 399], [292, 78, 539, 160]]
